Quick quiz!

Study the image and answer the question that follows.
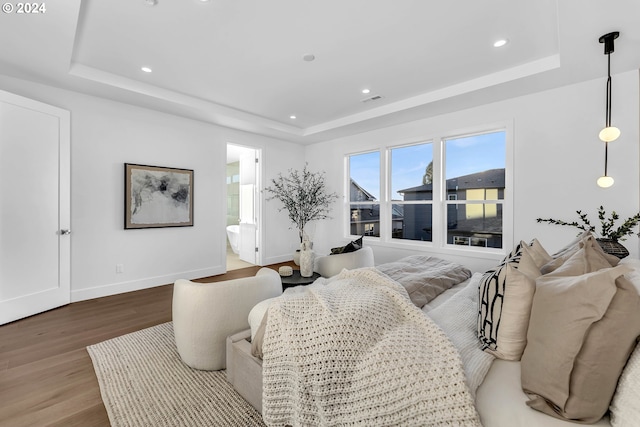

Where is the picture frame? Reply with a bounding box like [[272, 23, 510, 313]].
[[124, 163, 194, 229]]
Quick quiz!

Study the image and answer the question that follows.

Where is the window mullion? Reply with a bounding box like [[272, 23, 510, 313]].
[[380, 147, 390, 242], [431, 137, 444, 248]]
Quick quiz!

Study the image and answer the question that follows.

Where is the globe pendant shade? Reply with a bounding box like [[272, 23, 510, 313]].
[[599, 126, 620, 142], [597, 175, 615, 188]]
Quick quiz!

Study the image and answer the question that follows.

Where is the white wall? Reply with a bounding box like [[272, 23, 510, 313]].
[[0, 75, 304, 301], [306, 70, 640, 272], [1, 69, 637, 300]]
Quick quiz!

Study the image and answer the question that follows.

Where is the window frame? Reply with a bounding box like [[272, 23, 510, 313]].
[[344, 121, 513, 260], [388, 140, 435, 243], [345, 149, 382, 238]]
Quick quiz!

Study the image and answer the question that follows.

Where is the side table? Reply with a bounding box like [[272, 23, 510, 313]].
[[281, 270, 321, 290]]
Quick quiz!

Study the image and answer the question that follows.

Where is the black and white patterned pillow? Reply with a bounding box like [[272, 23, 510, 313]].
[[477, 261, 512, 352], [477, 242, 541, 360], [330, 236, 363, 255]]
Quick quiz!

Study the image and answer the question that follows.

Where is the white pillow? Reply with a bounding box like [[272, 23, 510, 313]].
[[248, 297, 276, 340], [621, 258, 640, 293], [610, 342, 640, 426], [428, 273, 495, 397]]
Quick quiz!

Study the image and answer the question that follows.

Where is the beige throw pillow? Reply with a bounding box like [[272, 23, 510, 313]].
[[548, 242, 615, 276], [541, 234, 618, 274], [551, 229, 592, 258], [521, 264, 636, 423], [526, 238, 552, 268]]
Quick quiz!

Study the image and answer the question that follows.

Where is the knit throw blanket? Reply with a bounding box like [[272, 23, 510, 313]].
[[262, 268, 482, 426]]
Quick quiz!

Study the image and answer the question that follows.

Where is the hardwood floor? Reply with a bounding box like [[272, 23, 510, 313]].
[[0, 264, 292, 427]]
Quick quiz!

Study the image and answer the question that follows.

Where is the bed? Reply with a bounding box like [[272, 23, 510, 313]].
[[226, 238, 640, 426]]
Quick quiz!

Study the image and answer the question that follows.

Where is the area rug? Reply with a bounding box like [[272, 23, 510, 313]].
[[87, 322, 265, 427]]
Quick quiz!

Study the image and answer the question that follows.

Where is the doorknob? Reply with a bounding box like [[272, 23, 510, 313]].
[[60, 229, 71, 235]]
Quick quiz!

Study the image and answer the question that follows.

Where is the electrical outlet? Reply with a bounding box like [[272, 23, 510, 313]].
[[116, 264, 124, 274]]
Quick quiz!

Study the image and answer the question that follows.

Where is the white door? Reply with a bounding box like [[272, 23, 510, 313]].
[[0, 90, 71, 325], [238, 150, 258, 264]]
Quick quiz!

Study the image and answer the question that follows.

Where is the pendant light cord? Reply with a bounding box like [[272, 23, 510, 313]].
[[605, 53, 612, 128]]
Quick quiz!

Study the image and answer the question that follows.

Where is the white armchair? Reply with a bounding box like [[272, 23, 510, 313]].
[[172, 267, 282, 371], [314, 246, 375, 278]]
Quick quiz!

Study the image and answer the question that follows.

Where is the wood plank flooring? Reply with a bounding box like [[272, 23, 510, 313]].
[[0, 264, 291, 427]]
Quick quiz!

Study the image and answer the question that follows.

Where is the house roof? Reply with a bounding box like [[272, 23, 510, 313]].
[[399, 168, 505, 194], [350, 179, 377, 202]]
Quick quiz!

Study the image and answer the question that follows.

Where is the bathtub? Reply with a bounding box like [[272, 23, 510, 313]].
[[226, 225, 240, 254]]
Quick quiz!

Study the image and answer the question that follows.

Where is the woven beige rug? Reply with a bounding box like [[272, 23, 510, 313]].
[[87, 322, 265, 427]]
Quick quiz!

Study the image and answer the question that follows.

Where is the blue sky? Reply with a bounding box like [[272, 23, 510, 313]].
[[350, 131, 505, 200]]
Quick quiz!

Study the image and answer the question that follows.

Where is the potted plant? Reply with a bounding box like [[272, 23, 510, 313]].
[[536, 206, 640, 258], [264, 164, 339, 263]]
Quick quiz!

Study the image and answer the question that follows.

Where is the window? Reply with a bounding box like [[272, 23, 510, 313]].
[[348, 151, 380, 237], [445, 132, 505, 249], [346, 127, 509, 253], [391, 142, 433, 242]]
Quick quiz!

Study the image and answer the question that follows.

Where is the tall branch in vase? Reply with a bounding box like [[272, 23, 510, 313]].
[[264, 164, 339, 243]]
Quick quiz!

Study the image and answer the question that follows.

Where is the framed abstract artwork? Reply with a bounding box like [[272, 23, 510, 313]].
[[124, 163, 194, 229]]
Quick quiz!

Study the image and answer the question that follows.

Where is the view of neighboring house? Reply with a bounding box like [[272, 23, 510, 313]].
[[350, 169, 505, 248], [348, 179, 404, 237]]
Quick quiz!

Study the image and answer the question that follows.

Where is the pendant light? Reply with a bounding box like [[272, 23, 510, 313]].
[[597, 31, 620, 188]]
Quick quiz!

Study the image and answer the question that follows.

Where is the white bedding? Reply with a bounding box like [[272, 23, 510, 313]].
[[426, 273, 495, 397], [476, 360, 611, 427], [248, 267, 615, 427]]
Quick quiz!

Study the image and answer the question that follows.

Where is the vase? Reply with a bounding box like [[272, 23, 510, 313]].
[[299, 240, 315, 277], [293, 249, 301, 266], [596, 238, 629, 259]]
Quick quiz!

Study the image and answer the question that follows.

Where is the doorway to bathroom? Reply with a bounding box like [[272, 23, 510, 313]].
[[226, 144, 261, 271]]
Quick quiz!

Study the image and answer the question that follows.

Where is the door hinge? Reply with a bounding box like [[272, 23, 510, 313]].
[[255, 247, 259, 252]]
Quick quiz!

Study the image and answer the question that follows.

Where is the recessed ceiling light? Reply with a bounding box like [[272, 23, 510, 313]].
[[362, 89, 371, 94], [493, 39, 508, 48], [144, 0, 157, 6], [141, 66, 153, 73], [289, 115, 297, 119], [302, 54, 315, 62]]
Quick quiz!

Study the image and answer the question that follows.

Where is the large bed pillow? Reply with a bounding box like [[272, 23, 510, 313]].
[[609, 341, 640, 427], [376, 255, 471, 308], [541, 234, 619, 274], [551, 229, 592, 258], [521, 264, 640, 423], [477, 242, 542, 361], [544, 238, 615, 277]]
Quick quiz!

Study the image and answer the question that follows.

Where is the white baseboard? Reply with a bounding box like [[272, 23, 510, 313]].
[[262, 254, 294, 266], [71, 266, 226, 302]]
